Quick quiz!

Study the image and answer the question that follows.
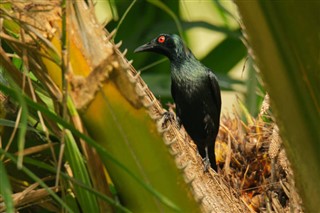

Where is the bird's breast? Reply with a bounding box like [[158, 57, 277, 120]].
[[172, 74, 204, 99]]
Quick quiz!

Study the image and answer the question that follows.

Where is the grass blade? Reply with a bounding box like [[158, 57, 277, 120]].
[[0, 160, 15, 213], [64, 130, 99, 212], [0, 149, 74, 213]]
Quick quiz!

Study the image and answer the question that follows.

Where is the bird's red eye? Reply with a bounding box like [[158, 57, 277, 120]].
[[157, 35, 166, 43]]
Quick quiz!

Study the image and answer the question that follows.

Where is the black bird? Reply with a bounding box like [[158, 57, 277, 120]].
[[135, 34, 221, 171]]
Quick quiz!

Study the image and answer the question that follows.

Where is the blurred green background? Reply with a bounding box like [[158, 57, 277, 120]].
[[98, 0, 264, 117]]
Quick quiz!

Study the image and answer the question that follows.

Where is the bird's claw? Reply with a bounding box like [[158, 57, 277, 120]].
[[162, 111, 175, 128], [162, 111, 182, 130], [202, 157, 211, 172]]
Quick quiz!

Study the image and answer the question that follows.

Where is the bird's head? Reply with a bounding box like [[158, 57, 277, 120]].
[[134, 34, 191, 62]]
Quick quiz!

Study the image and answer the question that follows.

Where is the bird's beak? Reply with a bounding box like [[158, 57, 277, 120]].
[[134, 42, 155, 53]]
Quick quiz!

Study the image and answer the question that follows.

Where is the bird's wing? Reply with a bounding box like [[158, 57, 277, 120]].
[[208, 71, 222, 116], [171, 81, 177, 102]]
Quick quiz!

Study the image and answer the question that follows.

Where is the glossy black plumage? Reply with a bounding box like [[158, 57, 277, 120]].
[[135, 34, 221, 171]]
